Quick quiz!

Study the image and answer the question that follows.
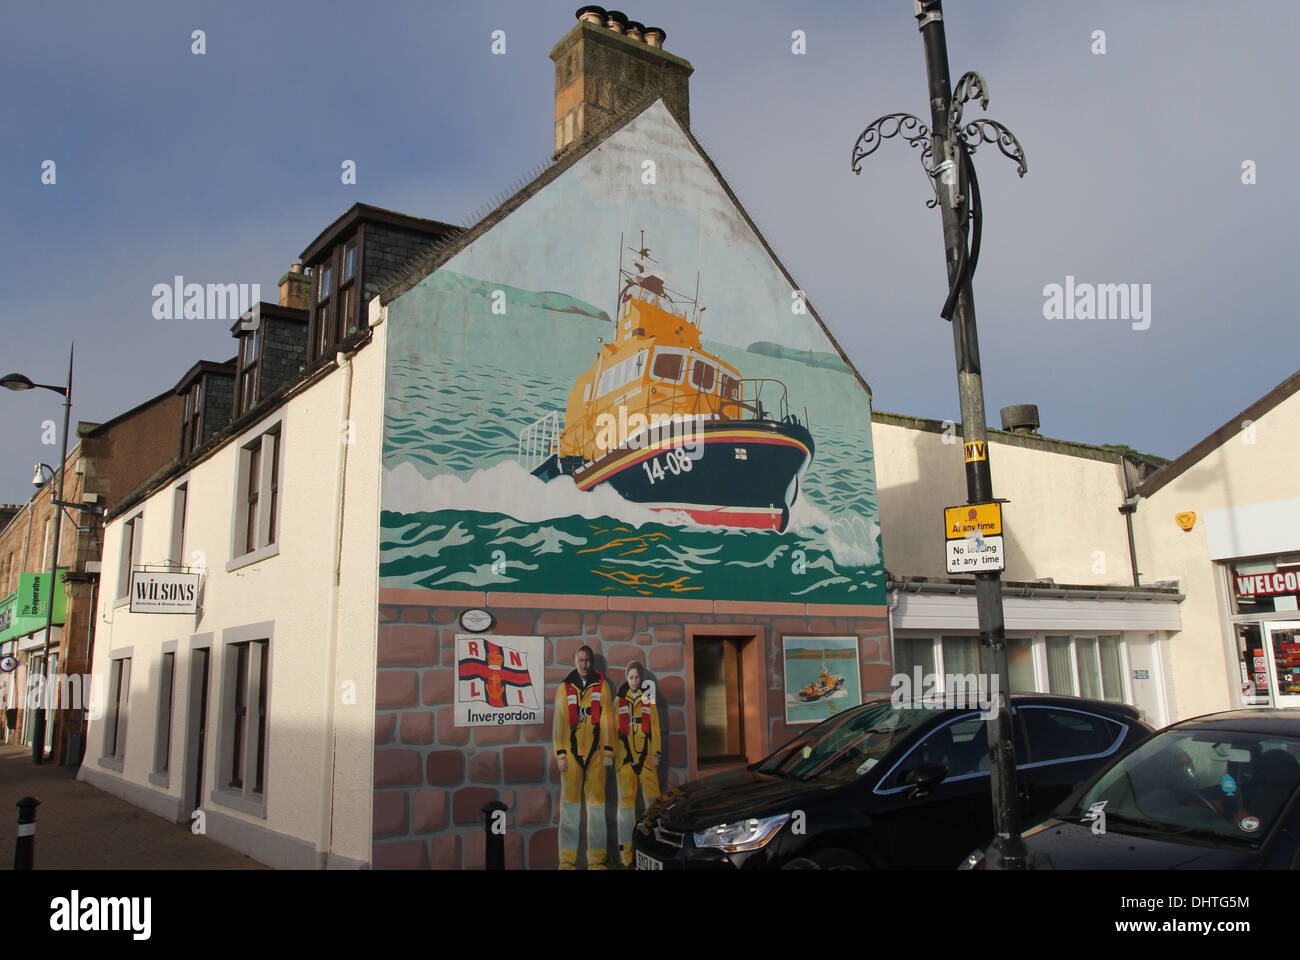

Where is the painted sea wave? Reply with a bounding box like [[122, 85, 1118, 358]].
[[380, 271, 884, 604]]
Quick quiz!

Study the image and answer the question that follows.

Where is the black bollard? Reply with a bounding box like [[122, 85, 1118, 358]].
[[15, 796, 39, 870], [481, 799, 507, 870]]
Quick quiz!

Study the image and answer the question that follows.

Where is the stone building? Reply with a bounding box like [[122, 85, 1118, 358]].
[[0, 386, 183, 762]]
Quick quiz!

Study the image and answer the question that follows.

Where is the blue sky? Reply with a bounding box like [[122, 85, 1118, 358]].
[[1, 0, 1295, 504]]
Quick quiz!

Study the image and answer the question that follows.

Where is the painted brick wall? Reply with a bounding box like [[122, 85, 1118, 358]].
[[372, 601, 889, 870]]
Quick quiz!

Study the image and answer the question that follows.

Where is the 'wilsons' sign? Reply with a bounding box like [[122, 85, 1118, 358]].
[[1236, 571, 1300, 598], [454, 635, 544, 727], [129, 572, 201, 614]]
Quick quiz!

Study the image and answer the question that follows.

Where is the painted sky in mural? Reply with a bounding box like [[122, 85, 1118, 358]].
[[381, 101, 883, 604]]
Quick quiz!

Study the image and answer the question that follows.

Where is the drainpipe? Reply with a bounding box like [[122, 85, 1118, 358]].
[[317, 349, 354, 865], [886, 587, 900, 673], [19, 500, 34, 574], [1118, 454, 1141, 587]]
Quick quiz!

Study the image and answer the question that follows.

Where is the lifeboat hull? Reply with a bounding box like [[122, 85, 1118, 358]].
[[533, 420, 813, 533]]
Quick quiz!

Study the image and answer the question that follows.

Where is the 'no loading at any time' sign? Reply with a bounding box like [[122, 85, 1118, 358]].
[[944, 502, 1006, 574]]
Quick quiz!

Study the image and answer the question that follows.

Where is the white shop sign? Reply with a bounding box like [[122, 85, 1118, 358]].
[[129, 571, 200, 614]]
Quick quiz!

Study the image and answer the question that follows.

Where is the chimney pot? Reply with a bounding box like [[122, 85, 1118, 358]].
[[604, 9, 628, 33], [624, 20, 645, 41], [642, 26, 666, 47], [278, 261, 311, 310], [576, 5, 606, 24], [999, 404, 1041, 434]]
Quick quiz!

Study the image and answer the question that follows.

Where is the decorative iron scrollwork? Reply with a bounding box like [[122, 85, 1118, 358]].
[[949, 70, 990, 132], [957, 118, 1028, 177], [851, 113, 932, 174], [851, 112, 947, 206]]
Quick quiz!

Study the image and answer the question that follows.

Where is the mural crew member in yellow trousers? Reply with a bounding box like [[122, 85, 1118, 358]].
[[615, 661, 661, 867], [554, 645, 615, 869]]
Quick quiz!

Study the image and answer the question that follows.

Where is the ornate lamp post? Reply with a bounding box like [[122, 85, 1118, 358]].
[[850, 0, 1028, 868], [2, 346, 74, 764]]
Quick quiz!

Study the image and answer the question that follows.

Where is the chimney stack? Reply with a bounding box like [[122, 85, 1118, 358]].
[[551, 6, 693, 158], [278, 262, 310, 310]]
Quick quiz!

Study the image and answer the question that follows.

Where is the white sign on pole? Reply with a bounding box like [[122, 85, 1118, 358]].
[[129, 571, 201, 614], [945, 535, 1006, 574]]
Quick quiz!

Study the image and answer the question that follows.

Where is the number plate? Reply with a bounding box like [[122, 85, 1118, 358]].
[[635, 849, 663, 871]]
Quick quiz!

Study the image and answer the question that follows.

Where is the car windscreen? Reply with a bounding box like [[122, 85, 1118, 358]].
[[756, 702, 932, 784], [1069, 729, 1300, 846]]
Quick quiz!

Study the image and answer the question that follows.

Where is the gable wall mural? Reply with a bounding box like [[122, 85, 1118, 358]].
[[371, 101, 891, 869], [380, 102, 884, 606]]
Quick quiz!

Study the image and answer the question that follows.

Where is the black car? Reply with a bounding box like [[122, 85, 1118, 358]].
[[632, 694, 1151, 869], [967, 709, 1300, 869]]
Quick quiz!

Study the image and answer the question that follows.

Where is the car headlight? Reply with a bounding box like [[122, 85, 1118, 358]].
[[958, 848, 985, 870], [693, 813, 790, 853]]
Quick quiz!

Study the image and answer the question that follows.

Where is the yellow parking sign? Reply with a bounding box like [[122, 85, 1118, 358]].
[[944, 502, 1002, 540]]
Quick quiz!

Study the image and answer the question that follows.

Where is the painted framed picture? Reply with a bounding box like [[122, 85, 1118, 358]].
[[783, 635, 862, 725]]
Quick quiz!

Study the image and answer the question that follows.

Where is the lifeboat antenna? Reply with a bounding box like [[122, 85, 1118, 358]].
[[693, 271, 701, 328], [615, 231, 624, 323]]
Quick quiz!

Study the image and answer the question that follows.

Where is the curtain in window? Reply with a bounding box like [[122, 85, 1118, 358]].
[[941, 636, 981, 678], [1075, 637, 1100, 700], [1098, 635, 1124, 702], [1046, 636, 1074, 695], [893, 636, 936, 680], [1008, 638, 1036, 692]]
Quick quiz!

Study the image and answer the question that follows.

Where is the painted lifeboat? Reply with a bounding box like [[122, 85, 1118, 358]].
[[798, 668, 846, 703], [519, 237, 814, 532]]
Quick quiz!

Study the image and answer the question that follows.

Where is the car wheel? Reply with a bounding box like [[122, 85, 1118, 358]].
[[811, 848, 869, 871]]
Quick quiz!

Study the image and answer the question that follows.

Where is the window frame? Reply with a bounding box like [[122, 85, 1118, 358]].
[[211, 622, 272, 818], [98, 650, 133, 772], [237, 329, 261, 416], [227, 413, 285, 572], [180, 379, 204, 456], [893, 632, 1132, 706], [149, 643, 179, 786], [115, 511, 144, 604], [169, 481, 188, 570]]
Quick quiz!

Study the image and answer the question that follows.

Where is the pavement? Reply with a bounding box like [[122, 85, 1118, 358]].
[[0, 744, 265, 869]]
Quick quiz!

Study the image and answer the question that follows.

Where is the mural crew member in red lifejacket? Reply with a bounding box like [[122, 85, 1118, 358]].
[[615, 661, 661, 867], [553, 645, 615, 869]]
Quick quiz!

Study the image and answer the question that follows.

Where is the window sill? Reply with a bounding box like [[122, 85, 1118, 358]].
[[226, 542, 279, 573], [209, 787, 267, 819], [148, 771, 169, 788], [98, 755, 124, 773]]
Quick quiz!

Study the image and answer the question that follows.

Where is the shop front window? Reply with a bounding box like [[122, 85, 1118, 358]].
[[1231, 556, 1300, 615]]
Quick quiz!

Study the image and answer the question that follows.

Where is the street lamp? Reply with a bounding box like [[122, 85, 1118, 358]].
[[850, 1, 1028, 868], [2, 346, 73, 764]]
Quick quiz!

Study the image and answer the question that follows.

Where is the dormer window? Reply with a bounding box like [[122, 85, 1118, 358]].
[[317, 263, 334, 357], [238, 329, 260, 415], [181, 380, 204, 455]]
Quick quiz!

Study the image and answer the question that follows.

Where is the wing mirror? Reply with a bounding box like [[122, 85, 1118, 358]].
[[907, 761, 948, 800]]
